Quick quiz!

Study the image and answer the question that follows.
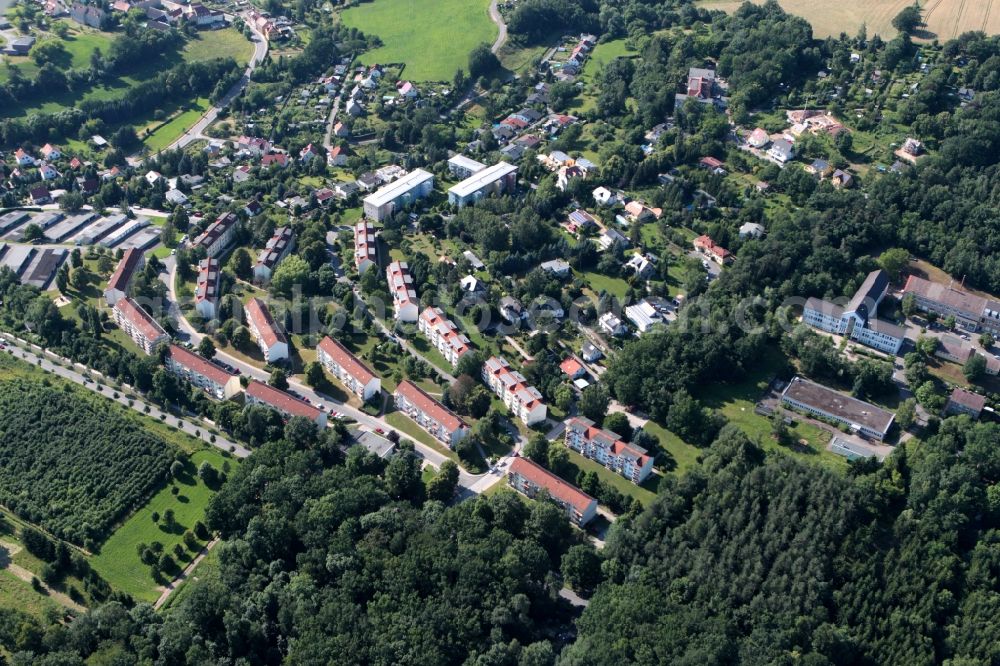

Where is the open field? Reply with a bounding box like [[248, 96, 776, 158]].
[[181, 28, 253, 65], [696, 0, 1000, 40], [341, 0, 497, 81], [141, 97, 210, 152], [89, 449, 233, 603]]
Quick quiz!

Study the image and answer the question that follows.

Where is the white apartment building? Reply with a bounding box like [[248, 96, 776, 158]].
[[316, 336, 381, 402], [394, 379, 469, 448], [113, 297, 169, 355], [386, 260, 419, 321], [418, 307, 471, 366], [564, 416, 654, 484], [482, 356, 547, 425], [245, 297, 289, 363], [165, 344, 242, 399]]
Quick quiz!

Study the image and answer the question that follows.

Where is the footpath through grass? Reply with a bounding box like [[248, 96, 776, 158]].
[[341, 0, 496, 81], [90, 449, 234, 603]]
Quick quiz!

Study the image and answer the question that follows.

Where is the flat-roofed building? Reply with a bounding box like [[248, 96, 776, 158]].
[[354, 221, 377, 274], [316, 336, 381, 402], [195, 258, 221, 320], [253, 226, 295, 282], [903, 275, 1000, 336], [113, 297, 169, 354], [946, 388, 986, 419], [363, 169, 434, 221], [447, 162, 518, 208], [386, 260, 419, 321], [165, 344, 242, 399], [394, 379, 469, 448], [483, 355, 547, 425], [781, 376, 894, 441], [245, 380, 327, 427], [565, 416, 655, 484], [103, 247, 145, 306], [803, 269, 905, 355], [447, 154, 486, 179], [507, 457, 597, 526], [245, 297, 288, 363], [194, 211, 239, 258], [418, 307, 471, 366]]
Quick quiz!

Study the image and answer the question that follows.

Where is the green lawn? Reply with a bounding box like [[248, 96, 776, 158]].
[[580, 270, 630, 300], [89, 449, 234, 603], [181, 28, 252, 65], [580, 39, 635, 83], [141, 97, 210, 152], [0, 569, 63, 619], [341, 0, 497, 81], [641, 420, 702, 475]]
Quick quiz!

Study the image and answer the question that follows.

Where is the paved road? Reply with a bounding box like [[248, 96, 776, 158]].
[[488, 0, 507, 54], [128, 17, 269, 164], [0, 333, 250, 458], [322, 86, 345, 150]]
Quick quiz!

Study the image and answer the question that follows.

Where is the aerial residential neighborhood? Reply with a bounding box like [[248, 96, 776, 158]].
[[0, 0, 999, 660]]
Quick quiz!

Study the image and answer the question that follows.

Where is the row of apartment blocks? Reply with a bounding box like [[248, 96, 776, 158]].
[[315, 336, 470, 447], [253, 226, 295, 282], [802, 269, 906, 355], [387, 260, 419, 321], [903, 275, 1000, 336], [418, 306, 471, 366], [245, 297, 289, 363], [564, 416, 654, 484], [507, 457, 597, 526], [483, 356, 547, 425]]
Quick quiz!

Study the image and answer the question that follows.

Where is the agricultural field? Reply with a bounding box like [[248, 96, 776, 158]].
[[697, 0, 1000, 40], [341, 0, 497, 81], [0, 377, 175, 547]]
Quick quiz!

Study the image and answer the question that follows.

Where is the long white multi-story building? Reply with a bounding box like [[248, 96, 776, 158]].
[[164, 344, 242, 399], [482, 356, 547, 425], [394, 379, 469, 449], [253, 226, 295, 282], [447, 162, 518, 208], [245, 380, 327, 427], [354, 221, 377, 274], [781, 376, 894, 441], [113, 297, 169, 355], [564, 416, 654, 484], [195, 258, 220, 320], [316, 336, 381, 402], [245, 297, 288, 363], [386, 260, 419, 321], [418, 307, 471, 366], [507, 458, 597, 526], [363, 169, 434, 221], [802, 269, 906, 355], [193, 211, 239, 258]]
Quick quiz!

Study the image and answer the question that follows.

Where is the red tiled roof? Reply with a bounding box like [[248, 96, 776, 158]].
[[949, 387, 986, 411], [559, 357, 584, 377], [166, 344, 235, 385], [245, 297, 287, 349], [355, 221, 376, 269], [510, 457, 595, 514], [106, 248, 144, 294], [196, 258, 220, 303], [699, 156, 724, 168], [395, 380, 466, 433], [317, 336, 377, 385], [246, 380, 322, 421], [419, 307, 470, 358], [115, 297, 167, 342], [386, 260, 417, 306]]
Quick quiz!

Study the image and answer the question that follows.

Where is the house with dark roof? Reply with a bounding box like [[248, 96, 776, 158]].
[[946, 388, 986, 419]]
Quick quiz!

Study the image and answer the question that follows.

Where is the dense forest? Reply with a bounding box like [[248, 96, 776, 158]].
[[0, 378, 174, 548]]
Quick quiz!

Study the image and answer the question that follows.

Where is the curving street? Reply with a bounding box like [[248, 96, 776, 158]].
[[488, 0, 507, 54]]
